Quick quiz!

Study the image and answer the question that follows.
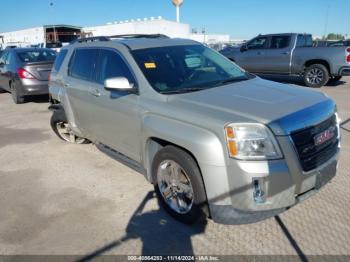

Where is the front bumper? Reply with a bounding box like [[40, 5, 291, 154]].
[[209, 151, 338, 224]]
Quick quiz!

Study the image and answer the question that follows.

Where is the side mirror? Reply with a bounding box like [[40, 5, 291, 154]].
[[0, 62, 4, 67], [104, 77, 134, 91], [240, 45, 248, 52]]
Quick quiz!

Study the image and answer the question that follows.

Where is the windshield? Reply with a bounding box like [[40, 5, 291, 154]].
[[132, 45, 252, 94], [17, 50, 57, 63]]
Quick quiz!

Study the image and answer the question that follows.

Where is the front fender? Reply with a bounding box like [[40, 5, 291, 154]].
[[142, 114, 226, 166], [141, 114, 231, 205]]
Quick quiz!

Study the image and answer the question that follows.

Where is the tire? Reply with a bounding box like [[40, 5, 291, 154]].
[[152, 145, 208, 224], [328, 76, 342, 84], [50, 110, 90, 144], [10, 82, 25, 104], [303, 64, 329, 88]]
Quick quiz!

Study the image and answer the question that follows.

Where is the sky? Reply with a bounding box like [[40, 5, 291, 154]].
[[0, 0, 348, 39]]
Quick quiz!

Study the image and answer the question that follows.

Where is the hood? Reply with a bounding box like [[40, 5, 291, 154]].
[[167, 77, 335, 135]]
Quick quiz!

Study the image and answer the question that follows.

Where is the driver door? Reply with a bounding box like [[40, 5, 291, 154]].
[[235, 36, 269, 73]]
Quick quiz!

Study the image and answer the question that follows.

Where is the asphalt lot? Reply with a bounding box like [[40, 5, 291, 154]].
[[0, 76, 350, 259]]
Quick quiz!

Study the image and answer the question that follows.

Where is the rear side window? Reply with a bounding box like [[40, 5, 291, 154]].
[[96, 49, 135, 85], [53, 49, 68, 72], [270, 36, 291, 49], [0, 52, 8, 64], [69, 48, 98, 81], [17, 50, 56, 63], [296, 35, 313, 47]]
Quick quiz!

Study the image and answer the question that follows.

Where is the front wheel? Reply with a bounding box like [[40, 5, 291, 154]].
[[50, 110, 90, 144], [303, 64, 329, 88], [152, 146, 208, 224]]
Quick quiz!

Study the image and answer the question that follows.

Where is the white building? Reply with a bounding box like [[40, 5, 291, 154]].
[[0, 25, 82, 48], [84, 17, 190, 39], [1, 18, 231, 49], [84, 18, 230, 44]]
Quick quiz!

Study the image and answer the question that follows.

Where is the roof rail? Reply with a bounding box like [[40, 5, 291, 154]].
[[70, 36, 110, 45], [109, 34, 169, 39], [69, 34, 169, 45]]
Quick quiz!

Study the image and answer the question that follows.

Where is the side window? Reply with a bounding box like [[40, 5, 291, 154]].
[[97, 49, 135, 85], [53, 49, 68, 72], [297, 35, 313, 47], [247, 37, 268, 50], [69, 48, 98, 81], [270, 36, 291, 49], [5, 52, 13, 64], [0, 52, 8, 64]]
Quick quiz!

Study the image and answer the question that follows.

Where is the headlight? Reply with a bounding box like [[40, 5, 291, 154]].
[[225, 123, 283, 160]]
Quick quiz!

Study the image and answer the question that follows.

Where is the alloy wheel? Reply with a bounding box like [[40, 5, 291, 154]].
[[55, 122, 86, 144], [306, 68, 324, 85], [157, 160, 194, 214]]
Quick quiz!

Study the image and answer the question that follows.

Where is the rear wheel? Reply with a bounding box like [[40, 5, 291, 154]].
[[10, 82, 25, 104], [303, 64, 329, 88], [152, 146, 208, 224], [50, 110, 90, 144]]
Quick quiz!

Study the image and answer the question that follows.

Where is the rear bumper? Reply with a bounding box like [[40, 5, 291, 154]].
[[17, 79, 49, 96], [339, 66, 350, 76]]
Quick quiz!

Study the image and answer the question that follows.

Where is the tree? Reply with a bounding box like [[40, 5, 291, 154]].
[[326, 33, 345, 40]]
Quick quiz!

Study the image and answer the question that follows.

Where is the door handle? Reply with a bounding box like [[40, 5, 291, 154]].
[[282, 51, 290, 55], [257, 51, 264, 55], [89, 88, 101, 97], [63, 82, 70, 87]]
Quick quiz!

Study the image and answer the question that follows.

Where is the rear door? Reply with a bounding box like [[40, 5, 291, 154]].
[[235, 36, 269, 72], [64, 48, 99, 134], [260, 35, 292, 73]]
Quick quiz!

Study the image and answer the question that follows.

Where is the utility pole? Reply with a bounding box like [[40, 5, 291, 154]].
[[323, 3, 330, 40], [49, 1, 57, 42]]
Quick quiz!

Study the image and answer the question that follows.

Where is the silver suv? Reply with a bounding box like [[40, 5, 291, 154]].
[[49, 35, 341, 224]]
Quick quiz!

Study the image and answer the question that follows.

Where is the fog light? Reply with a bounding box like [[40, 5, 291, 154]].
[[253, 179, 266, 204]]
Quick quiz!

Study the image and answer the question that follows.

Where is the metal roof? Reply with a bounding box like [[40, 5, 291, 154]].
[[43, 25, 82, 30]]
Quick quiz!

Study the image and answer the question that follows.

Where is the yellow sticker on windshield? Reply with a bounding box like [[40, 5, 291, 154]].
[[144, 62, 156, 69]]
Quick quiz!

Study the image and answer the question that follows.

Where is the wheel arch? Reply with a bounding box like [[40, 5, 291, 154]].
[[141, 115, 227, 184], [304, 59, 331, 74]]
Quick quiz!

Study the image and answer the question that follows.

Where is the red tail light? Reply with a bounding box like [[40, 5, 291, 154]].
[[347, 48, 350, 63], [17, 68, 36, 79], [347, 48, 350, 52]]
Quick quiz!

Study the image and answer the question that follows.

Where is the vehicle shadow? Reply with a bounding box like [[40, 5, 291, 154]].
[[77, 179, 312, 261], [25, 94, 49, 104], [77, 191, 207, 261], [259, 75, 346, 87]]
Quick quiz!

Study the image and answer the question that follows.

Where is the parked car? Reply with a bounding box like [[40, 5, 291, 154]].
[[49, 36, 340, 225], [0, 48, 56, 103], [327, 39, 350, 47], [220, 33, 350, 87]]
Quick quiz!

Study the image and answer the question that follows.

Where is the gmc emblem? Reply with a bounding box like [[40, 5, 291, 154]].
[[314, 126, 336, 146]]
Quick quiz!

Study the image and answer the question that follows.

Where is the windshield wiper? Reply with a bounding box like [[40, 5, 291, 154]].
[[214, 77, 249, 86], [160, 87, 206, 94]]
